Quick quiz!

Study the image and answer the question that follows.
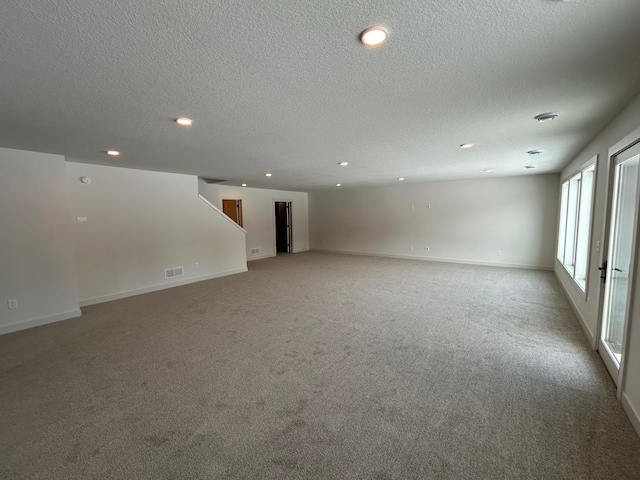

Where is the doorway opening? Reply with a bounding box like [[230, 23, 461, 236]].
[[222, 199, 243, 227], [274, 201, 292, 254]]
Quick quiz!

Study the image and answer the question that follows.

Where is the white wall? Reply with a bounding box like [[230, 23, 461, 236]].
[[199, 182, 309, 260], [0, 148, 81, 334], [309, 174, 559, 269], [626, 260, 640, 437], [66, 162, 247, 306], [555, 92, 640, 437]]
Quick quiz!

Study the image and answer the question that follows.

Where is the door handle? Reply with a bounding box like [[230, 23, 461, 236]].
[[613, 268, 623, 272], [599, 260, 607, 283]]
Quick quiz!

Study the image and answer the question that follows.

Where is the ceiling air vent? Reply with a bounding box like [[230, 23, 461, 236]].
[[201, 177, 227, 184], [164, 266, 184, 279]]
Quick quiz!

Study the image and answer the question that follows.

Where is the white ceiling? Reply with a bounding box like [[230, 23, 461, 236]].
[[1, 0, 640, 191]]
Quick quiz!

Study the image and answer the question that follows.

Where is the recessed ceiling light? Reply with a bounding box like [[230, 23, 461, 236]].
[[264, 173, 272, 177], [336, 183, 342, 187], [398, 177, 405, 181], [525, 165, 537, 169], [339, 162, 349, 166], [106, 150, 120, 156], [360, 26, 388, 47], [483, 169, 492, 173], [241, 183, 247, 187], [176, 117, 193, 126], [527, 149, 543, 155], [534, 112, 559, 122], [460, 143, 475, 149]]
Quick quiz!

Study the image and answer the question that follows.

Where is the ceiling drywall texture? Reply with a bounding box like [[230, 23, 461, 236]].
[[1, 0, 640, 191]]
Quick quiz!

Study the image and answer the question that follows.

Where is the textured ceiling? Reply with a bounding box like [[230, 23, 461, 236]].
[[1, 0, 640, 191]]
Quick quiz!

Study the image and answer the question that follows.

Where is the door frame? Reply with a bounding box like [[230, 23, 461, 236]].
[[596, 127, 640, 399], [273, 198, 293, 254]]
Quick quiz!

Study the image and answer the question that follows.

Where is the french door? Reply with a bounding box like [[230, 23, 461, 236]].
[[599, 142, 640, 387]]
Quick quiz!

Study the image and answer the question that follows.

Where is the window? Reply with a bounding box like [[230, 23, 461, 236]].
[[557, 163, 595, 291]]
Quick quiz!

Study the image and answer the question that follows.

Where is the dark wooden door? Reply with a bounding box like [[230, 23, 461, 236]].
[[222, 199, 242, 227], [275, 202, 291, 253]]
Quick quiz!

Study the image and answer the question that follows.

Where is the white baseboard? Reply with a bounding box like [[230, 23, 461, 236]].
[[79, 267, 248, 307], [247, 253, 276, 261], [554, 270, 595, 349], [622, 392, 640, 439], [310, 248, 553, 271], [0, 309, 82, 335], [247, 248, 309, 261]]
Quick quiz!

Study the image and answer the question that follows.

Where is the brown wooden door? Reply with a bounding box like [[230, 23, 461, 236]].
[[275, 201, 291, 253], [222, 199, 242, 226]]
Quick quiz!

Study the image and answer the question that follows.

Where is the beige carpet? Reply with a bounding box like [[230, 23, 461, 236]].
[[1, 251, 639, 479]]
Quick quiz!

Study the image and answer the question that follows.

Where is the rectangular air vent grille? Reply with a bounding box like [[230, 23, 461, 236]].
[[250, 248, 260, 255], [164, 266, 184, 279]]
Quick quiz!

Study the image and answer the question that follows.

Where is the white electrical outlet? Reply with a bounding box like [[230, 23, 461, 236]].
[[8, 299, 18, 310], [497, 250, 502, 256], [195, 262, 200, 268], [410, 204, 415, 210], [410, 245, 414, 250]]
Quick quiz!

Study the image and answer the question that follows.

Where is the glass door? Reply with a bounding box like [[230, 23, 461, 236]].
[[599, 143, 640, 384]]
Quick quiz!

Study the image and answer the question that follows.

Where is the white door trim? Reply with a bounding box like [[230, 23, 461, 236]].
[[597, 130, 640, 398]]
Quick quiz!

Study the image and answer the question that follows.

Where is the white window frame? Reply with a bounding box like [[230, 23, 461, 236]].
[[557, 158, 597, 293]]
